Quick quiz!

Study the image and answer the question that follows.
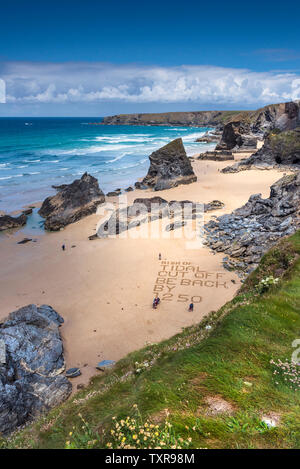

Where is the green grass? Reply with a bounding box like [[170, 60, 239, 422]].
[[2, 232, 300, 449], [268, 127, 300, 163]]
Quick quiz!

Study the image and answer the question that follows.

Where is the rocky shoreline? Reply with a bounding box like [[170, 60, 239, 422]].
[[204, 173, 300, 275]]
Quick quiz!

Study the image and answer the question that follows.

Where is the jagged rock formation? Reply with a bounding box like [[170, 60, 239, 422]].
[[251, 101, 300, 135], [205, 173, 300, 274], [0, 213, 27, 232], [222, 127, 300, 173], [0, 305, 71, 435], [216, 121, 255, 151], [101, 111, 242, 127], [217, 101, 300, 151], [140, 138, 197, 191], [39, 173, 105, 231], [90, 197, 224, 239]]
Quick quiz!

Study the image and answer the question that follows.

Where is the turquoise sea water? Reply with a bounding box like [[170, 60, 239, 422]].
[[0, 118, 215, 212]]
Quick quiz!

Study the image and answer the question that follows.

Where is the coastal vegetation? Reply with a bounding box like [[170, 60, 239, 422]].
[[2, 230, 299, 449]]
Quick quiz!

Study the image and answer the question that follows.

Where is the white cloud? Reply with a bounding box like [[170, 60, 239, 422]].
[[1, 61, 299, 106]]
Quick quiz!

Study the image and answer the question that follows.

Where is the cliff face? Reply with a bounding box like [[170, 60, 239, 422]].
[[101, 110, 243, 127], [101, 102, 300, 131], [217, 101, 300, 150]]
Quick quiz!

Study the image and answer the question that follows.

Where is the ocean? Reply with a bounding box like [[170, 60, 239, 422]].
[[0, 118, 215, 213]]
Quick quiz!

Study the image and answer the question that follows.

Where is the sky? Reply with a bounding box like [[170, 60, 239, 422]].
[[0, 0, 299, 116]]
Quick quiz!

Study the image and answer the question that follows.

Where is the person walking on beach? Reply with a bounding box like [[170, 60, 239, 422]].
[[153, 296, 161, 309], [188, 303, 194, 312], [62, 244, 65, 251]]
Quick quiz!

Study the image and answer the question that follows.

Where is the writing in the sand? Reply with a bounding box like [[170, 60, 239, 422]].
[[153, 260, 229, 303]]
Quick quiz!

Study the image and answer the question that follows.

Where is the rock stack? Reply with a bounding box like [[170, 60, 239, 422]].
[[140, 138, 197, 191], [39, 172, 105, 231]]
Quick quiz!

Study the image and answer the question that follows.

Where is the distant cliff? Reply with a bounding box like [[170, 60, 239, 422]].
[[101, 101, 300, 132], [101, 110, 243, 127]]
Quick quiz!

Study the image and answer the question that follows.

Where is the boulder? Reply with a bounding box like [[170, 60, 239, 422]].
[[204, 200, 225, 211], [39, 172, 105, 231], [106, 189, 121, 197], [0, 214, 27, 232], [66, 368, 81, 378], [17, 238, 33, 245], [141, 138, 197, 190], [96, 360, 116, 371], [0, 305, 71, 435]]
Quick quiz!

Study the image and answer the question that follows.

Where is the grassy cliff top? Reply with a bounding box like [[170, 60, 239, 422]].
[[3, 231, 300, 449], [101, 110, 245, 126]]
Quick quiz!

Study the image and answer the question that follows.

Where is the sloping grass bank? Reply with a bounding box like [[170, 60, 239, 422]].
[[2, 231, 300, 449]]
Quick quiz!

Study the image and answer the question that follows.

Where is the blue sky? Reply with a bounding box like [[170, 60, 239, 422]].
[[0, 0, 299, 116]]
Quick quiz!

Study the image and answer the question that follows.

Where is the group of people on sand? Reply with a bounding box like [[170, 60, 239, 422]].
[[152, 296, 194, 312]]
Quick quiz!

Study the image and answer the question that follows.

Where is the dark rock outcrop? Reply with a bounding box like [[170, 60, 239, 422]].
[[0, 214, 27, 232], [17, 238, 33, 245], [141, 138, 197, 190], [205, 173, 300, 274], [204, 200, 225, 211], [222, 127, 300, 173], [90, 197, 223, 239], [217, 101, 300, 151], [216, 121, 250, 150], [39, 173, 105, 231], [22, 208, 33, 216], [251, 101, 300, 135], [216, 121, 258, 151], [0, 305, 71, 435]]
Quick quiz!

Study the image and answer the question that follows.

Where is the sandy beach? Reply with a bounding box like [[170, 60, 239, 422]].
[[0, 151, 287, 388]]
